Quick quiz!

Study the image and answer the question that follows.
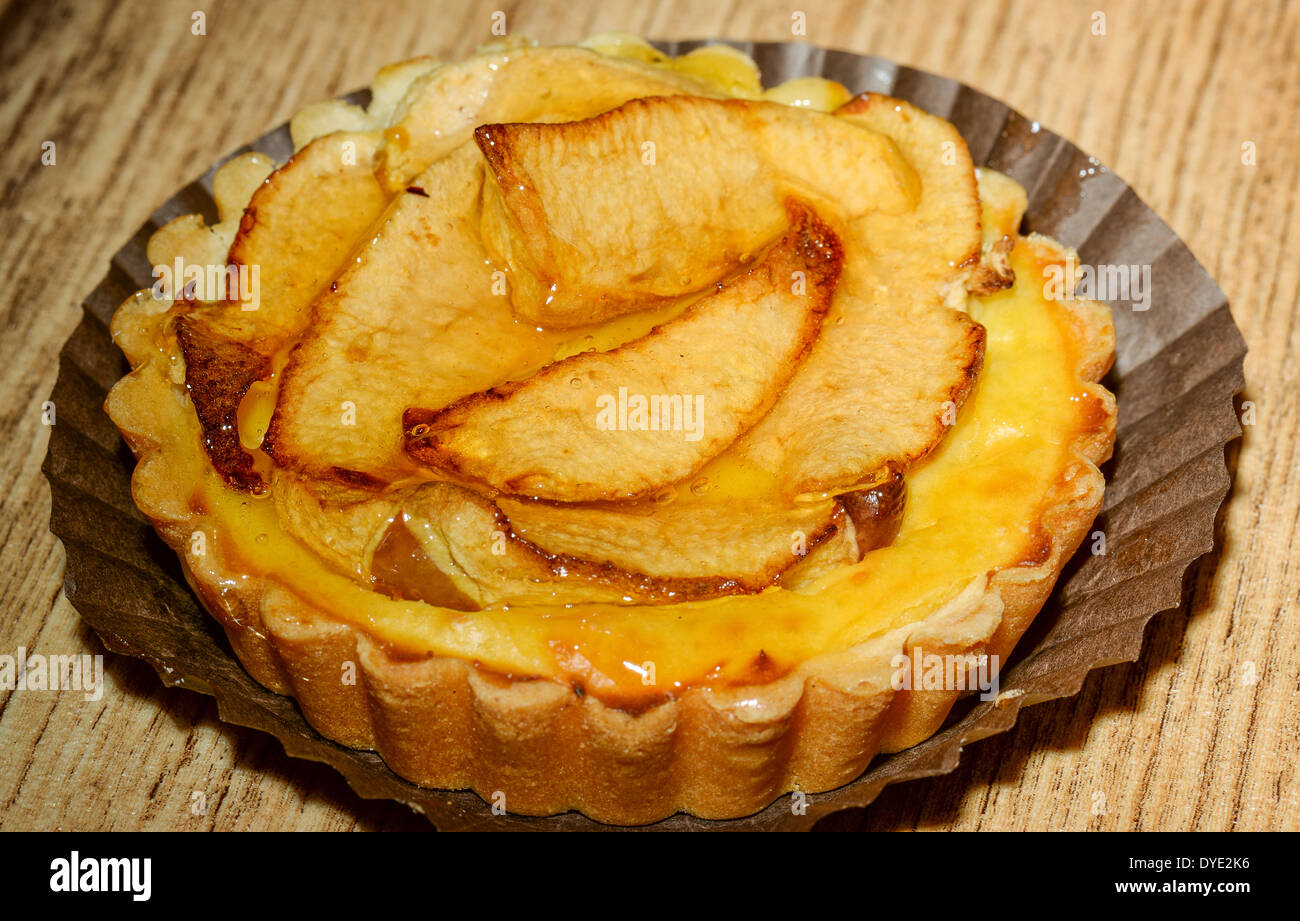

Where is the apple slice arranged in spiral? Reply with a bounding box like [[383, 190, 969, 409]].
[[477, 94, 919, 327], [404, 201, 842, 502]]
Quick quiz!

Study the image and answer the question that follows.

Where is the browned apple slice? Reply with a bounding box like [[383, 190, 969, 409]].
[[380, 45, 728, 191], [476, 93, 920, 326], [495, 467, 905, 593], [176, 130, 389, 490], [225, 131, 388, 338], [175, 315, 270, 491], [496, 494, 846, 589], [396, 484, 812, 606], [777, 472, 908, 591], [710, 92, 988, 496], [271, 471, 864, 607], [264, 144, 571, 485], [403, 202, 841, 502]]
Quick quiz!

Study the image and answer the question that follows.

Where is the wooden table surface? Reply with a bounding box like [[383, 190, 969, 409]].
[[1, 0, 1296, 832]]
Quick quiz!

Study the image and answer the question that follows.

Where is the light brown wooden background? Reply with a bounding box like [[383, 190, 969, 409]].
[[1, 0, 1295, 831]]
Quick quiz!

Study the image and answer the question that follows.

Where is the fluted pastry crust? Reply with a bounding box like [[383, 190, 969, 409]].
[[106, 40, 1116, 824]]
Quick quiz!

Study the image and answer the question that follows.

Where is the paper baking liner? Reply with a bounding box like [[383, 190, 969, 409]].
[[42, 40, 1246, 830]]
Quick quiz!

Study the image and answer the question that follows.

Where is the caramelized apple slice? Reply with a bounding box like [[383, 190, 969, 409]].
[[397, 484, 810, 606], [497, 494, 846, 589], [271, 471, 860, 607], [175, 316, 270, 491], [265, 144, 569, 484], [477, 93, 920, 326], [713, 92, 987, 496], [381, 45, 728, 191], [176, 131, 389, 490], [225, 130, 388, 338], [404, 202, 841, 501]]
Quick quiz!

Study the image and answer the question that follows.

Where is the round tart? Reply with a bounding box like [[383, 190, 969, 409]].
[[107, 35, 1116, 824]]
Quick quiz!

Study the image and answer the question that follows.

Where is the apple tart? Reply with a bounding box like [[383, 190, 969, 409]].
[[107, 35, 1116, 824]]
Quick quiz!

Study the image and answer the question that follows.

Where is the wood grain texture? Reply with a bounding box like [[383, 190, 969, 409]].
[[0, 0, 1295, 831]]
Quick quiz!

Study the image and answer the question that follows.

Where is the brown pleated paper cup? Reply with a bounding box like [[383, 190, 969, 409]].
[[43, 40, 1246, 830]]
